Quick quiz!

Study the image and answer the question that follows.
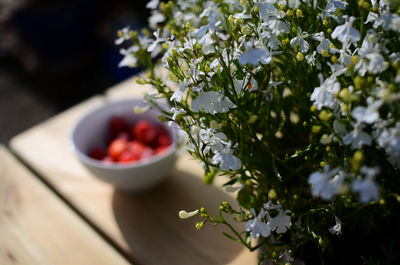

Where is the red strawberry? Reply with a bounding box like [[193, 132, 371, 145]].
[[118, 150, 141, 163], [132, 120, 157, 145], [157, 134, 171, 147], [108, 138, 128, 160], [154, 125, 171, 147], [109, 116, 129, 135], [88, 147, 106, 160], [128, 140, 154, 159], [116, 132, 131, 141], [155, 145, 170, 155]]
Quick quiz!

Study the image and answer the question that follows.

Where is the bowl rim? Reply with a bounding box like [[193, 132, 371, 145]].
[[69, 98, 179, 169]]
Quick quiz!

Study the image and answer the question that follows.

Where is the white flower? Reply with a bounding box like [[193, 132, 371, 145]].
[[118, 46, 139, 68], [238, 47, 272, 66], [178, 209, 199, 219], [146, 0, 159, 9], [365, 12, 379, 24], [313, 32, 339, 55], [328, 216, 342, 235], [343, 125, 372, 149], [269, 19, 290, 35], [352, 166, 380, 203], [269, 209, 292, 234], [115, 27, 131, 45], [263, 201, 283, 211], [278, 250, 295, 264], [193, 3, 220, 38], [149, 10, 166, 29], [290, 35, 310, 53], [147, 29, 165, 53], [377, 122, 400, 167], [331, 16, 360, 45], [257, 2, 278, 21], [391, 16, 400, 32], [245, 209, 271, 239], [199, 33, 216, 55], [351, 101, 382, 125], [308, 166, 342, 200], [169, 107, 185, 126], [212, 142, 242, 170], [170, 82, 187, 102], [317, 38, 333, 54], [261, 31, 281, 50], [325, 0, 348, 13], [305, 51, 319, 67], [191, 91, 236, 114], [310, 75, 340, 110], [333, 119, 347, 137], [374, 12, 400, 31], [355, 35, 388, 76], [233, 75, 258, 96], [365, 52, 388, 75]]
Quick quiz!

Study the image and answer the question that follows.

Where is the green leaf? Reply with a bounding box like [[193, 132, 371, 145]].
[[237, 187, 257, 210]]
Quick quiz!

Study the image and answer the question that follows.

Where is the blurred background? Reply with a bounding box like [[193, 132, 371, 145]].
[[0, 0, 150, 143]]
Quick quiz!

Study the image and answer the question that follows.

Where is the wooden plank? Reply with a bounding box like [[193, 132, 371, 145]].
[[10, 78, 258, 265], [0, 145, 131, 265]]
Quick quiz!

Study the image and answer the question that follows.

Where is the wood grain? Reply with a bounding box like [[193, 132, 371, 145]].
[[10, 78, 258, 265], [0, 145, 131, 265]]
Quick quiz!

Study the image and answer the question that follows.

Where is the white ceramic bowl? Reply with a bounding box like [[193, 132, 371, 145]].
[[70, 98, 179, 193]]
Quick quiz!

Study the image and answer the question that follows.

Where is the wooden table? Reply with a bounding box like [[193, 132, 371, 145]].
[[4, 76, 258, 265]]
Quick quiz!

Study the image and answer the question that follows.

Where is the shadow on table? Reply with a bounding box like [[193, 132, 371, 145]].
[[112, 169, 249, 265]]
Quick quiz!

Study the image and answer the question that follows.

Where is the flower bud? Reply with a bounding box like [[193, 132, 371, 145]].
[[185, 22, 191, 31], [351, 55, 360, 64], [311, 125, 322, 134], [310, 105, 317, 112], [282, 38, 289, 46], [141, 28, 152, 37], [321, 49, 330, 57], [228, 15, 235, 25], [268, 189, 277, 199], [129, 30, 138, 39], [296, 52, 304, 61], [354, 76, 364, 90], [319, 110, 332, 121], [117, 30, 124, 38], [195, 221, 204, 230], [241, 26, 250, 35], [339, 88, 351, 102], [179, 209, 199, 219], [351, 150, 364, 172], [191, 125, 200, 134]]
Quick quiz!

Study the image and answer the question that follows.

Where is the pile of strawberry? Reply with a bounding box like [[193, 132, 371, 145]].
[[88, 116, 171, 164]]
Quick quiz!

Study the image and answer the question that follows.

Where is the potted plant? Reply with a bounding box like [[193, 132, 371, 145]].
[[117, 0, 400, 264]]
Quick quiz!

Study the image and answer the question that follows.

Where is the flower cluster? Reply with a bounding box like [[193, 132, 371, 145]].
[[117, 0, 400, 263]]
